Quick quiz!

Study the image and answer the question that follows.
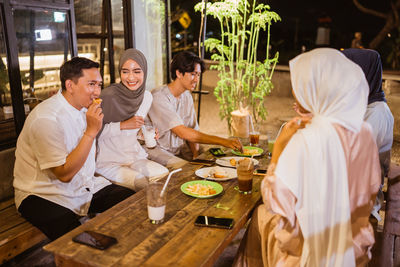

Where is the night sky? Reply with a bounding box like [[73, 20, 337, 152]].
[[171, 0, 393, 64]]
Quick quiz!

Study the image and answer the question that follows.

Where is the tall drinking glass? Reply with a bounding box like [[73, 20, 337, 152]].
[[147, 181, 166, 224], [249, 131, 260, 146], [236, 158, 254, 194]]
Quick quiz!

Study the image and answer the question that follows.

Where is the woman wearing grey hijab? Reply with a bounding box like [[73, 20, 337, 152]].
[[95, 48, 168, 191]]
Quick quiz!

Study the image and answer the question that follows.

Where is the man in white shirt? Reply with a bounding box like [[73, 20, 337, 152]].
[[13, 57, 134, 240], [148, 51, 242, 161]]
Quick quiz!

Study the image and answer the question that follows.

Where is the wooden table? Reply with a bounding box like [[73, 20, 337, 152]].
[[44, 148, 269, 267]]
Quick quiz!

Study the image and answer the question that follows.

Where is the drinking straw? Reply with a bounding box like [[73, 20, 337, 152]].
[[160, 168, 182, 197], [275, 122, 287, 139], [249, 115, 255, 133], [247, 155, 253, 170]]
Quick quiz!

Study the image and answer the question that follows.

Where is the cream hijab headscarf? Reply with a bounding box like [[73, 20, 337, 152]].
[[275, 48, 369, 266]]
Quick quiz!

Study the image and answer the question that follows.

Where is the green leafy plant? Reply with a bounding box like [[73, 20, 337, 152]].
[[195, 0, 280, 130]]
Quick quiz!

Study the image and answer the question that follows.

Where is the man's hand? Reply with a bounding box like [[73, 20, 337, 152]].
[[51, 101, 104, 183], [85, 101, 104, 138], [121, 116, 144, 130], [223, 138, 243, 152]]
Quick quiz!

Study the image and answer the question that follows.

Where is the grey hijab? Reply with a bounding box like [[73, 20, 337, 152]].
[[100, 48, 147, 126]]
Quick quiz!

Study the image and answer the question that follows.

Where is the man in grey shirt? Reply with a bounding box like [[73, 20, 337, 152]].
[[148, 51, 242, 163]]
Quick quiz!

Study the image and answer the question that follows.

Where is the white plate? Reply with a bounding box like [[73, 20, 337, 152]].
[[195, 167, 237, 181], [216, 156, 259, 168]]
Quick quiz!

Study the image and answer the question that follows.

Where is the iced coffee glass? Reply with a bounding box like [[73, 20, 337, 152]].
[[147, 181, 166, 224], [236, 158, 254, 194], [249, 131, 260, 146]]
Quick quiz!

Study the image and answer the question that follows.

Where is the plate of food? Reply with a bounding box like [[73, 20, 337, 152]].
[[195, 166, 237, 181], [181, 180, 223, 198], [216, 156, 259, 168], [231, 146, 264, 157]]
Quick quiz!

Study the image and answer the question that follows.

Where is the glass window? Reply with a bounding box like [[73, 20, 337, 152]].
[[134, 0, 167, 89], [0, 9, 16, 144], [78, 38, 114, 86], [13, 8, 71, 105], [76, 0, 125, 87], [75, 0, 102, 34], [111, 1, 124, 32]]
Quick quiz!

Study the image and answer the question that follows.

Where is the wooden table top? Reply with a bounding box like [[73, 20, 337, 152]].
[[44, 147, 269, 267]]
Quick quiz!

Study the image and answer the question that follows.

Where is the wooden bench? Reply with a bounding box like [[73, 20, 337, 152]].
[[0, 147, 46, 264], [380, 162, 400, 266]]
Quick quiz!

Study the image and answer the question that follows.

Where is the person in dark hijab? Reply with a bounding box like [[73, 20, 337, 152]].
[[342, 48, 394, 220], [95, 48, 168, 191]]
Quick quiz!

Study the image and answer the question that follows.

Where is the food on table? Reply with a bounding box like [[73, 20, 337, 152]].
[[185, 183, 217, 196], [242, 147, 259, 156], [93, 98, 102, 104], [210, 166, 227, 178], [229, 158, 236, 166]]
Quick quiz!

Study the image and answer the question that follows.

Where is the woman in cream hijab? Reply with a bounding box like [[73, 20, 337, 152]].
[[96, 48, 168, 191], [234, 48, 381, 266]]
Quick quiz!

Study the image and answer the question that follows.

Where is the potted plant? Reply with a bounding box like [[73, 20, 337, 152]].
[[195, 0, 280, 136]]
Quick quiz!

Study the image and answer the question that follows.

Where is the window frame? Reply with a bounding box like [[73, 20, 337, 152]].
[[0, 0, 76, 149]]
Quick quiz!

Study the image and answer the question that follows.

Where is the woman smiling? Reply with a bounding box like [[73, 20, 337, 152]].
[[95, 48, 168, 191]]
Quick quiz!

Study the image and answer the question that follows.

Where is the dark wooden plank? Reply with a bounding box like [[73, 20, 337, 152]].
[[46, 164, 224, 266], [395, 235, 400, 267], [140, 177, 263, 267], [0, 198, 14, 211], [44, 148, 269, 267], [115, 193, 225, 266], [0, 205, 27, 234], [0, 221, 46, 264]]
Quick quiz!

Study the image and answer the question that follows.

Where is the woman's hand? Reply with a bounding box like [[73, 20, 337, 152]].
[[271, 116, 311, 164], [293, 102, 312, 117], [120, 116, 144, 130]]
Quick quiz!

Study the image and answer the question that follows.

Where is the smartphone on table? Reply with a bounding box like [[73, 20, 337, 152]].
[[72, 230, 117, 250], [253, 169, 267, 175], [209, 148, 226, 157], [194, 215, 234, 229], [189, 158, 215, 166]]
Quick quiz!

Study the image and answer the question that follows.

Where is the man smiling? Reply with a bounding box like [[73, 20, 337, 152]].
[[13, 57, 134, 240], [148, 51, 242, 162]]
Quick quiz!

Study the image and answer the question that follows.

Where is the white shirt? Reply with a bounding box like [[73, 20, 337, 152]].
[[364, 101, 394, 153], [96, 90, 152, 166], [148, 85, 199, 155], [13, 90, 111, 216]]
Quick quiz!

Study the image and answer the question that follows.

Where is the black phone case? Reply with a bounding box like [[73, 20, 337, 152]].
[[194, 216, 234, 229], [209, 148, 226, 157], [254, 169, 267, 175], [72, 231, 117, 250], [190, 159, 215, 165]]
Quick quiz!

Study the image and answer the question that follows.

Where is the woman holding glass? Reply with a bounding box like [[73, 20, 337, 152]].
[[96, 48, 168, 191]]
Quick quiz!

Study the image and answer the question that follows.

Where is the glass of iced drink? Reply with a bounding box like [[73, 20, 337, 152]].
[[147, 181, 166, 224], [268, 139, 275, 158], [144, 126, 157, 149], [249, 131, 260, 146], [236, 158, 254, 194]]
